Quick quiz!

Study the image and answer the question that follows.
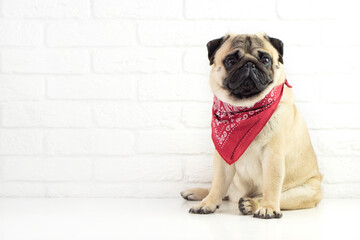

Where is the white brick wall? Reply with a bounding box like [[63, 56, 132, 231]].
[[0, 0, 360, 198]]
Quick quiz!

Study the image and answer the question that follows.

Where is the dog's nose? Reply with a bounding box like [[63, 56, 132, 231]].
[[244, 62, 256, 69]]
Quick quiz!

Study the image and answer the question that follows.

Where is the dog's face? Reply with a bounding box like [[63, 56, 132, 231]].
[[208, 33, 286, 107]]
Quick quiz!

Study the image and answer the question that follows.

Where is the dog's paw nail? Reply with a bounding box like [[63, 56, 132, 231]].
[[254, 207, 282, 219], [275, 212, 283, 218]]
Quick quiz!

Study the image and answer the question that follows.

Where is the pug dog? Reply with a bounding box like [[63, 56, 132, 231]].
[[180, 32, 322, 219]]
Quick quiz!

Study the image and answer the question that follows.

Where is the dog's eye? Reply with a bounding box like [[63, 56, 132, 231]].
[[225, 57, 237, 68], [261, 56, 271, 65]]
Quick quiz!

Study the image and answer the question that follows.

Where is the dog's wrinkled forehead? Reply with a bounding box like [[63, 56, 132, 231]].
[[208, 33, 284, 66], [230, 35, 265, 52]]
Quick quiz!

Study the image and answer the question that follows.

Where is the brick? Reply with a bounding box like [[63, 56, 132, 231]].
[[92, 48, 182, 73], [320, 74, 360, 103], [1, 49, 90, 74], [0, 182, 46, 197], [0, 20, 43, 46], [93, 102, 182, 129], [137, 130, 213, 154], [2, 0, 90, 18], [2, 157, 92, 181], [183, 47, 210, 74], [163, 20, 323, 47], [94, 156, 182, 181], [285, 46, 360, 74], [2, 102, 93, 127], [185, 0, 276, 19], [181, 102, 212, 128], [138, 74, 212, 102], [184, 155, 213, 183], [266, 21, 321, 46], [46, 75, 137, 99], [45, 182, 210, 197], [45, 183, 97, 197], [138, 20, 320, 47], [0, 130, 43, 155], [46, 130, 135, 155], [46, 21, 136, 47], [93, 0, 182, 19], [322, 183, 360, 198], [310, 130, 360, 157], [138, 21, 227, 46], [296, 103, 328, 130], [277, 0, 360, 20], [284, 46, 321, 74], [138, 20, 290, 45], [162, 20, 322, 46], [0, 75, 45, 101], [297, 103, 360, 129], [322, 21, 360, 46], [287, 74, 321, 102], [352, 143, 360, 153], [318, 156, 360, 184]]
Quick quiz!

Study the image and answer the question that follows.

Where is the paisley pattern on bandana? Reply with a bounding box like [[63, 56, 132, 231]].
[[211, 81, 291, 165]]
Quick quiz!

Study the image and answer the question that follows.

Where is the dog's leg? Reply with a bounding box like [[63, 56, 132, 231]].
[[280, 177, 322, 210], [189, 151, 235, 214], [239, 177, 322, 215], [253, 147, 285, 219], [180, 188, 209, 201]]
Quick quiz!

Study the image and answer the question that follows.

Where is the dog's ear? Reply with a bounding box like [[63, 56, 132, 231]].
[[207, 37, 225, 65], [268, 36, 284, 64]]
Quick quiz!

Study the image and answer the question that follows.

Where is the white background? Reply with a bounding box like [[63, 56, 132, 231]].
[[0, 0, 359, 198]]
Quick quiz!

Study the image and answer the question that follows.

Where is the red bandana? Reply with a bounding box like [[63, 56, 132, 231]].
[[211, 80, 292, 165]]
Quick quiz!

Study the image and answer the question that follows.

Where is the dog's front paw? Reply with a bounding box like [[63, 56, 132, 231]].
[[253, 207, 282, 219], [238, 197, 254, 215], [189, 203, 219, 214]]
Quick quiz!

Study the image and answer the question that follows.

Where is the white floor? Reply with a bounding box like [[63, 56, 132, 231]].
[[0, 198, 359, 240]]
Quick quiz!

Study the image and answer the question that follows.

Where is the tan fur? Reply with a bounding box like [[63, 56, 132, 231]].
[[182, 33, 322, 218]]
